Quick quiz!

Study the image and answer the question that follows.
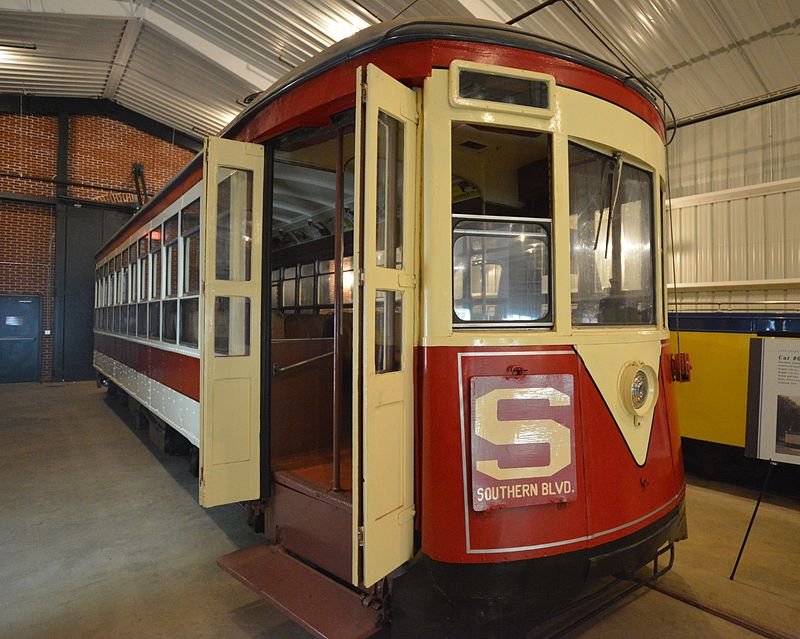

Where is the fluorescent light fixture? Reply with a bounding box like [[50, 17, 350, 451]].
[[0, 40, 36, 50]]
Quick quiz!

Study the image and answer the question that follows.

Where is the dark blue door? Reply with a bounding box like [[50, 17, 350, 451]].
[[0, 295, 41, 383]]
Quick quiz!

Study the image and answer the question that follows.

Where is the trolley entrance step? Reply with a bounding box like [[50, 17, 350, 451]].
[[218, 544, 381, 639]]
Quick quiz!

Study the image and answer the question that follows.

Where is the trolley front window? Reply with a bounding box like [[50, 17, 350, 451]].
[[568, 143, 655, 326], [451, 122, 552, 328], [453, 219, 550, 324]]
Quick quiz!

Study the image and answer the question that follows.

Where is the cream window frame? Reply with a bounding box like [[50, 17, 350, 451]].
[[449, 59, 555, 119]]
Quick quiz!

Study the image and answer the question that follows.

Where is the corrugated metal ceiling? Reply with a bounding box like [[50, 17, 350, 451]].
[[0, 13, 122, 97], [115, 24, 255, 136], [0, 0, 798, 137]]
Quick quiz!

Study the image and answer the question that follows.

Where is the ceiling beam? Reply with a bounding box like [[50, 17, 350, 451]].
[[104, 17, 143, 100], [0, 0, 276, 89], [0, 0, 135, 19], [143, 9, 274, 90]]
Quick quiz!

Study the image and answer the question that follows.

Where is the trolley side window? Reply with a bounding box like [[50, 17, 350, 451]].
[[163, 213, 179, 343], [451, 122, 553, 327], [568, 143, 655, 326], [149, 226, 162, 340], [137, 235, 148, 338], [180, 198, 201, 348]]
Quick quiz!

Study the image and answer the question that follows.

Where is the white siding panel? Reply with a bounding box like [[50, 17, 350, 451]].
[[725, 114, 747, 190], [696, 203, 713, 282], [711, 201, 729, 281], [785, 190, 800, 276], [772, 97, 800, 182], [745, 196, 765, 281], [744, 108, 768, 187], [671, 95, 800, 198], [728, 199, 748, 282], [667, 177, 800, 311], [763, 193, 785, 280]]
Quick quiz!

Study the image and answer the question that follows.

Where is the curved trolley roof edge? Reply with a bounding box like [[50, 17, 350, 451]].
[[224, 17, 664, 139], [97, 16, 666, 262]]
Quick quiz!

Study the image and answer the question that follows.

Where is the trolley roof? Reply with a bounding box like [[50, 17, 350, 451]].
[[97, 17, 666, 261], [223, 17, 665, 139]]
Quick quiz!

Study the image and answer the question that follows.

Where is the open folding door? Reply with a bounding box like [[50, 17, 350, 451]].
[[200, 137, 264, 507], [353, 64, 419, 586]]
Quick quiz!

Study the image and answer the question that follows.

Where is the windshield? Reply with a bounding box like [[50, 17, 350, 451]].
[[568, 143, 655, 326]]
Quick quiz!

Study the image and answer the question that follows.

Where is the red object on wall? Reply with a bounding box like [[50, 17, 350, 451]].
[[670, 352, 692, 382]]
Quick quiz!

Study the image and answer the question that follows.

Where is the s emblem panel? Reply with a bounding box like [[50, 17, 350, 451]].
[[470, 374, 577, 511]]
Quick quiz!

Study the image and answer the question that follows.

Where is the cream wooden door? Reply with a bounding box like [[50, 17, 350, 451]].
[[199, 137, 264, 507], [352, 64, 418, 587]]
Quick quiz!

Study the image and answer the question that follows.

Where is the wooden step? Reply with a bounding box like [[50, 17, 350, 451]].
[[218, 544, 381, 639]]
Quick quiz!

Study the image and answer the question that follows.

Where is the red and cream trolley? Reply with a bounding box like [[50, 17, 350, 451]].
[[93, 18, 686, 637]]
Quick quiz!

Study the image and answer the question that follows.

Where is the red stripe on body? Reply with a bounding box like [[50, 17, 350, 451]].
[[94, 333, 200, 401]]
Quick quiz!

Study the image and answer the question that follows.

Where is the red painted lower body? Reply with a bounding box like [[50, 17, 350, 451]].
[[419, 343, 685, 565], [94, 332, 199, 401]]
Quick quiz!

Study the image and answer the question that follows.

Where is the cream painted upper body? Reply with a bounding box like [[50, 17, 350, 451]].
[[421, 66, 668, 349]]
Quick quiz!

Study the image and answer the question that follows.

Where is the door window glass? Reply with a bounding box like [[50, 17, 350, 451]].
[[215, 168, 253, 281], [376, 111, 404, 269], [375, 290, 402, 373], [214, 296, 250, 356]]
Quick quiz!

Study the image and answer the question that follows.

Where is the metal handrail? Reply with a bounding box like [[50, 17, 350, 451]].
[[272, 351, 333, 375]]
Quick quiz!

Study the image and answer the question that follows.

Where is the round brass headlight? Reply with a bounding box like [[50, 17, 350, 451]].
[[619, 362, 658, 417], [631, 370, 649, 410]]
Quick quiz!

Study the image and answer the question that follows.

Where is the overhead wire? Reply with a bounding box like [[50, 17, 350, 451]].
[[506, 0, 684, 352], [507, 0, 563, 25], [391, 0, 422, 20]]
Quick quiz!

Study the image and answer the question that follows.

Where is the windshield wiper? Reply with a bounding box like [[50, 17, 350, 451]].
[[593, 152, 623, 258]]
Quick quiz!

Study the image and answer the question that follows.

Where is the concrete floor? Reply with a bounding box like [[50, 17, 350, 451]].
[[0, 381, 798, 639]]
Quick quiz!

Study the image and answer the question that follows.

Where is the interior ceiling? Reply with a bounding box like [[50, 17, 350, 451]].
[[0, 0, 797, 139]]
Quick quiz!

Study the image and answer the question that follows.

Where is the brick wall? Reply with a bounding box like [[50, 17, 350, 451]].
[[0, 112, 194, 381], [68, 116, 194, 204]]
